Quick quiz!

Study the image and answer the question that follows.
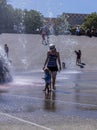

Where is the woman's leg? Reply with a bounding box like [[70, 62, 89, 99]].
[[52, 75, 56, 90], [51, 71, 57, 90]]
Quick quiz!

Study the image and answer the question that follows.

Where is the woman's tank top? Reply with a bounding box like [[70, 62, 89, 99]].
[[47, 53, 57, 67]]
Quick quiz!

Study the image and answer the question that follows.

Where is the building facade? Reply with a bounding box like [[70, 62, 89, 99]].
[[44, 13, 89, 26]]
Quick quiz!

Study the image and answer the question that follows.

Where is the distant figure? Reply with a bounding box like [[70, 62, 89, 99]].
[[4, 44, 9, 57], [0, 60, 4, 82], [62, 62, 66, 69], [43, 68, 51, 93], [74, 50, 81, 65], [43, 44, 61, 91], [76, 26, 81, 35], [40, 25, 50, 45], [86, 28, 92, 37]]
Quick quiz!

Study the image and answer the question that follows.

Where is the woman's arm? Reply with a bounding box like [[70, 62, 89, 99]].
[[43, 52, 49, 70], [57, 52, 61, 71]]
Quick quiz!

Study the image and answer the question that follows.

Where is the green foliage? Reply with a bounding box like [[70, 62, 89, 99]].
[[0, 1, 43, 33], [0, 0, 7, 32], [24, 10, 43, 33], [70, 26, 76, 35], [1, 2, 97, 35], [70, 12, 97, 35], [82, 12, 97, 29]]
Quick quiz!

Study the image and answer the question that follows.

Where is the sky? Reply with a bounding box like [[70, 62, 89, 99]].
[[8, 0, 97, 17]]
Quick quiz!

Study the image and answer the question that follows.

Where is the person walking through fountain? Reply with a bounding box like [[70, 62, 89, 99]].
[[42, 67, 51, 93], [40, 25, 50, 45], [74, 50, 81, 65], [4, 44, 9, 57], [43, 44, 61, 91]]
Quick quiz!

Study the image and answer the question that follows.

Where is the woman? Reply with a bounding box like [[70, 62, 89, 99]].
[[43, 44, 61, 91]]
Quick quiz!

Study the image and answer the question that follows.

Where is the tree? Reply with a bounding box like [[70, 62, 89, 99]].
[[24, 10, 43, 33], [0, 0, 15, 33], [4, 4, 15, 32], [82, 12, 97, 30], [0, 0, 8, 32], [12, 9, 25, 33]]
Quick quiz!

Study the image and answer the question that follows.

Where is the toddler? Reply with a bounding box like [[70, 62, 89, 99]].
[[43, 68, 51, 93]]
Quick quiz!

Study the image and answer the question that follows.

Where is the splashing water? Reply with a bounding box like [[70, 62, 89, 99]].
[[0, 46, 12, 83]]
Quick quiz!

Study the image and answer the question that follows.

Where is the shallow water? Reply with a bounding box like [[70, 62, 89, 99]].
[[0, 34, 97, 130], [0, 69, 97, 129], [2, 69, 97, 117], [0, 33, 97, 71]]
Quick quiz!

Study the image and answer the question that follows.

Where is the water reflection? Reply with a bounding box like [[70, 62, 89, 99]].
[[74, 72, 81, 105], [74, 73, 86, 110], [43, 92, 56, 112], [74, 83, 81, 109], [74, 73, 97, 110]]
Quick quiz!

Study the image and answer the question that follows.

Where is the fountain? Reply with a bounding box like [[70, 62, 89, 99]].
[[0, 46, 12, 83], [59, 14, 70, 34]]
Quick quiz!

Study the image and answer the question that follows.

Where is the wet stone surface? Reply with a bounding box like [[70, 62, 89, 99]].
[[0, 70, 97, 130]]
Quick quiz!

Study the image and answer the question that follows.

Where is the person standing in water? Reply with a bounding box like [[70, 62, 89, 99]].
[[4, 44, 9, 57], [40, 25, 50, 45], [42, 67, 51, 93], [74, 50, 81, 65], [43, 44, 61, 91]]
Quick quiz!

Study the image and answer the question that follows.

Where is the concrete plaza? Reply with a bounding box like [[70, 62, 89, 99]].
[[0, 70, 97, 130]]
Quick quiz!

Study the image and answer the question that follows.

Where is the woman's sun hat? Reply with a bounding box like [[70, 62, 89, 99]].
[[49, 44, 55, 50]]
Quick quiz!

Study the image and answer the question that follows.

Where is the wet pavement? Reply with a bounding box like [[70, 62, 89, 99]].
[[0, 70, 97, 130]]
